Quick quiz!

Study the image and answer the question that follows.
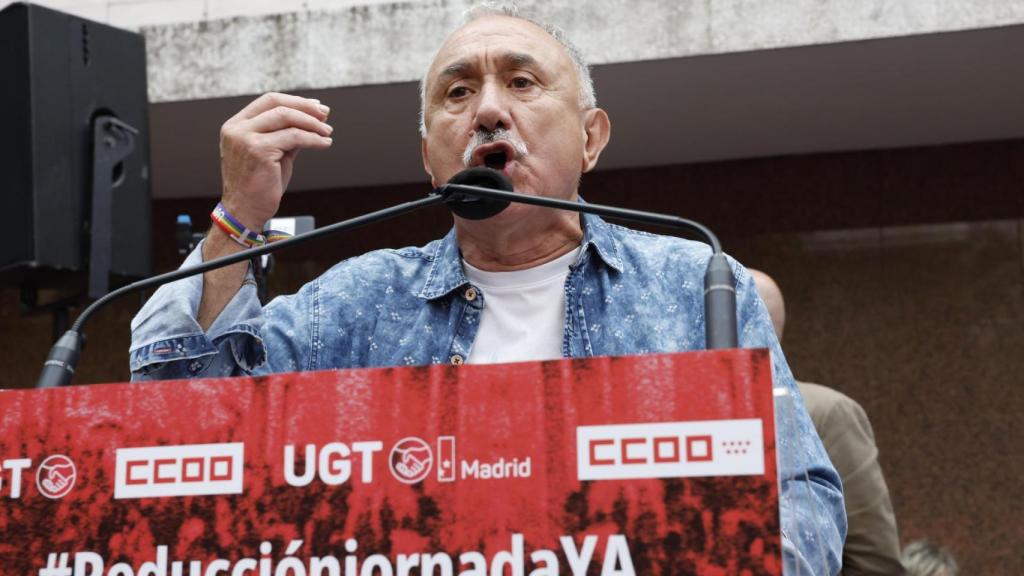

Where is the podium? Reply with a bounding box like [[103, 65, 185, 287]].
[[0, 350, 781, 575]]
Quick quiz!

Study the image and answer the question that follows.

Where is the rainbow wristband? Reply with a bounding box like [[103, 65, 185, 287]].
[[211, 203, 266, 248], [263, 230, 292, 243], [210, 203, 295, 248]]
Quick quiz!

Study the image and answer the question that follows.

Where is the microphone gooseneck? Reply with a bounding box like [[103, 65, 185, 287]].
[[434, 167, 738, 350], [35, 194, 448, 388], [37, 168, 737, 387]]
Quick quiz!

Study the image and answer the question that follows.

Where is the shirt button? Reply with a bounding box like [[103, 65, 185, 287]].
[[464, 287, 478, 301], [450, 354, 464, 365]]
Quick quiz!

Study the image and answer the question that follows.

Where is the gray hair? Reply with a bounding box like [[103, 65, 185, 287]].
[[418, 2, 596, 136], [902, 540, 959, 576]]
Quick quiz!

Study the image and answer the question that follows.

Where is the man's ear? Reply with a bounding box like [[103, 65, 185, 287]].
[[421, 137, 437, 188], [581, 108, 611, 173]]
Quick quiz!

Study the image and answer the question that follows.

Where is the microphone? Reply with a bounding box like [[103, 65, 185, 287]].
[[435, 168, 738, 350], [444, 167, 511, 219], [36, 168, 735, 387]]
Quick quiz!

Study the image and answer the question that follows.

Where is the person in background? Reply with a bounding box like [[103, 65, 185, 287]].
[[901, 540, 958, 576], [751, 268, 905, 576]]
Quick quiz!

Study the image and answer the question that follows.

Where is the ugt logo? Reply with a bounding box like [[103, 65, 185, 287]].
[[389, 437, 432, 484], [36, 455, 76, 499]]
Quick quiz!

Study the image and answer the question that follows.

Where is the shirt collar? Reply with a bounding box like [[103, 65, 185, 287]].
[[579, 209, 625, 273], [417, 207, 624, 301], [418, 227, 470, 300]]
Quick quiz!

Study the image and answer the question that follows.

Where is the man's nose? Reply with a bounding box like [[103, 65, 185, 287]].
[[473, 81, 513, 132]]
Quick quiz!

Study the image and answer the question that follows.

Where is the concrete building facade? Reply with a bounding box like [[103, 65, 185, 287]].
[[8, 0, 1024, 199], [6, 0, 1024, 100]]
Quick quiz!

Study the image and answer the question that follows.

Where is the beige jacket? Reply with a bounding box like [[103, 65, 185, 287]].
[[799, 382, 906, 576]]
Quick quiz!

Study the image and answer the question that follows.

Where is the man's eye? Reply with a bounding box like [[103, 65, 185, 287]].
[[447, 86, 470, 99], [511, 77, 534, 89]]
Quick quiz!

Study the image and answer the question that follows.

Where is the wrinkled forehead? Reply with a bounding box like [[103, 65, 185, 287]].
[[426, 15, 574, 89]]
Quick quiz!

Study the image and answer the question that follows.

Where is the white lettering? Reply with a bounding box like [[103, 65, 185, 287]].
[[559, 535, 597, 576], [351, 442, 383, 483], [74, 552, 105, 576], [527, 550, 557, 576], [420, 554, 453, 576], [109, 562, 136, 576], [308, 557, 339, 576], [395, 554, 419, 576], [600, 536, 635, 576], [205, 559, 230, 576], [50, 533, 631, 576], [457, 552, 486, 576], [170, 560, 204, 576], [138, 546, 169, 576], [460, 457, 532, 480], [528, 549, 552, 576], [231, 559, 258, 576], [2, 458, 31, 498], [284, 445, 316, 487], [360, 555, 393, 576], [319, 443, 352, 485], [489, 533, 524, 576], [285, 442, 383, 487]]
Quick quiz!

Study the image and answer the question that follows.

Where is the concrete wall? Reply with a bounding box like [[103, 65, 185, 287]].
[[6, 0, 1024, 102], [2, 0, 415, 28]]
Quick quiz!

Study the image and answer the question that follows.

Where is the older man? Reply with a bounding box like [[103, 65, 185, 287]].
[[131, 5, 845, 573]]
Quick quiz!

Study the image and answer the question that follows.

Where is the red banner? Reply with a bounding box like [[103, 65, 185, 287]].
[[0, 350, 780, 576]]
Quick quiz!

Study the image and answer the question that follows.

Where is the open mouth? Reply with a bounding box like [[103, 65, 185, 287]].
[[484, 150, 508, 170], [471, 142, 516, 171]]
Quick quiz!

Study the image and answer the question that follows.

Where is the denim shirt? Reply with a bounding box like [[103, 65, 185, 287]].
[[130, 212, 846, 574]]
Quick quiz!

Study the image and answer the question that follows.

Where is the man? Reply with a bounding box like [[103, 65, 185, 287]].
[[751, 269, 905, 575], [131, 5, 845, 572]]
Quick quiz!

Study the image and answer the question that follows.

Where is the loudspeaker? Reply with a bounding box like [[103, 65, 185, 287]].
[[0, 2, 151, 289]]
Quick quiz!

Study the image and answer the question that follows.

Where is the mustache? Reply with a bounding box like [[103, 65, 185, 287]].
[[462, 128, 529, 167]]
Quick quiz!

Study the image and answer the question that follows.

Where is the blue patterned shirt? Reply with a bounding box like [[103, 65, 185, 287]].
[[130, 211, 846, 574]]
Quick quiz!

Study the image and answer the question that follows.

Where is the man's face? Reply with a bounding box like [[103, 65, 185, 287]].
[[421, 15, 607, 211]]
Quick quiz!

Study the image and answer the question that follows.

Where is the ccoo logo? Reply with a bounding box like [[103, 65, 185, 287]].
[[36, 455, 76, 499], [576, 420, 765, 481], [114, 442, 244, 499], [389, 437, 432, 484]]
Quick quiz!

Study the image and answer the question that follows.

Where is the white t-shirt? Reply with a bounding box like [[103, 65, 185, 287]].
[[463, 246, 582, 364]]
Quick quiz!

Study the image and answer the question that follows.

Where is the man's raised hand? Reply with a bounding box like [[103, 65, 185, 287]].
[[197, 93, 331, 330], [218, 92, 333, 232]]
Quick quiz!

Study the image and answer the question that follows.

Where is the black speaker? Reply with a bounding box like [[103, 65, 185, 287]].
[[0, 2, 151, 292]]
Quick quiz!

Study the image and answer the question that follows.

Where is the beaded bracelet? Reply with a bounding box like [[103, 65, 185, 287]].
[[211, 203, 292, 248]]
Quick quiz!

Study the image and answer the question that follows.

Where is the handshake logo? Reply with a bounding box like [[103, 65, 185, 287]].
[[388, 436, 461, 484], [388, 437, 435, 484], [36, 455, 77, 499]]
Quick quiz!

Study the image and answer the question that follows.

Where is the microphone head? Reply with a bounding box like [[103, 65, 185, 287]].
[[444, 167, 513, 220]]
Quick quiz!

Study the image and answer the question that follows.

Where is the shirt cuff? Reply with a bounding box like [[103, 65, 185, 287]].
[[129, 241, 266, 376]]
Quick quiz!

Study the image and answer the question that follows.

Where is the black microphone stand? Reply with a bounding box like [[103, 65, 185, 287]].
[[36, 195, 447, 388], [37, 175, 737, 388], [433, 182, 738, 351]]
